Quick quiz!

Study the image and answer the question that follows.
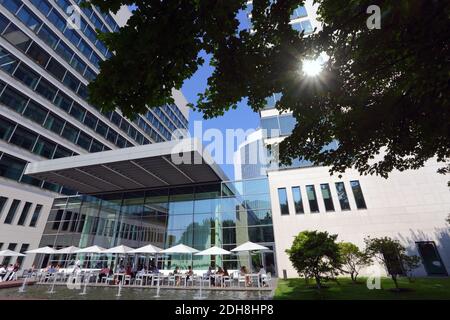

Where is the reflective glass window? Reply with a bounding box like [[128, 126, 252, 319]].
[[306, 185, 319, 213]]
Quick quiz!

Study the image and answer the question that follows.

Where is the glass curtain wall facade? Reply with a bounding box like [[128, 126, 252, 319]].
[[38, 178, 276, 274], [0, 0, 188, 194]]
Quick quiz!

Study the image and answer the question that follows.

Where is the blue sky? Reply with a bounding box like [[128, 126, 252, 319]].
[[180, 10, 259, 180]]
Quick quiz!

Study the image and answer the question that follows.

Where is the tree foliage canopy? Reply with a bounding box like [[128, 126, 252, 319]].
[[338, 242, 372, 282], [286, 230, 341, 289], [87, 0, 449, 177]]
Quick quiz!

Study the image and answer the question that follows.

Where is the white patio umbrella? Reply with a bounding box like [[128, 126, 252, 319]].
[[103, 245, 134, 254], [0, 250, 25, 257], [25, 246, 58, 269], [103, 245, 134, 271], [195, 246, 231, 256], [161, 244, 199, 269], [25, 246, 57, 254], [161, 244, 199, 254], [74, 245, 106, 254], [55, 246, 80, 254], [55, 246, 80, 267], [129, 244, 162, 254], [130, 244, 163, 271], [231, 241, 269, 273], [74, 246, 106, 269]]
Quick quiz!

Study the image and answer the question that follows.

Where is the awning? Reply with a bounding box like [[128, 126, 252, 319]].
[[24, 138, 227, 194]]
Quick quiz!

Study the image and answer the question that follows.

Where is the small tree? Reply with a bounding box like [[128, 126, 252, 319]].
[[338, 242, 372, 283], [286, 231, 342, 290], [365, 237, 420, 290], [402, 255, 421, 282]]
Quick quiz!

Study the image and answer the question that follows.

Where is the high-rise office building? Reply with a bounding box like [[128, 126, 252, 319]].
[[0, 0, 188, 268]]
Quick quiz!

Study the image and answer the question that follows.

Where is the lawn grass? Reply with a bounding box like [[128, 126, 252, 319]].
[[274, 277, 450, 300]]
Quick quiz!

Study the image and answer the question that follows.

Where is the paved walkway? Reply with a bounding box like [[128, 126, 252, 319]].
[[0, 280, 36, 290]]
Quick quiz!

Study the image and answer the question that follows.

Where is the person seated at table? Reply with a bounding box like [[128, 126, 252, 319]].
[[258, 265, 267, 286], [7, 264, 14, 272], [240, 266, 252, 286], [117, 265, 126, 273], [125, 265, 133, 277], [185, 266, 193, 282], [46, 264, 57, 273], [223, 267, 229, 277], [13, 262, 20, 272], [206, 266, 215, 286], [99, 265, 110, 281]]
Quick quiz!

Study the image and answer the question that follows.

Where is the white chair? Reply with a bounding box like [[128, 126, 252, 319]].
[[151, 274, 161, 286], [134, 274, 143, 286], [168, 275, 176, 286], [238, 274, 246, 287], [124, 275, 132, 285], [101, 274, 114, 285], [223, 276, 232, 287], [200, 274, 211, 287]]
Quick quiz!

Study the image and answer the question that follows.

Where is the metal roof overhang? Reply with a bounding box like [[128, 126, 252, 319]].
[[24, 138, 228, 194]]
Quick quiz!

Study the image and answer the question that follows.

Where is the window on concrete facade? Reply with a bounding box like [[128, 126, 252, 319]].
[[29, 204, 42, 227], [4, 199, 20, 224], [291, 186, 304, 214], [350, 180, 367, 209], [277, 188, 289, 215], [17, 202, 32, 225], [335, 182, 350, 210], [320, 183, 335, 212], [306, 185, 319, 213]]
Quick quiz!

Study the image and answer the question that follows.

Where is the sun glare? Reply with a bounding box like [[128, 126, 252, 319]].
[[302, 59, 323, 77]]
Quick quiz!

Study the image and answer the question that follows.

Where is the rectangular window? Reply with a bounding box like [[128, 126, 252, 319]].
[[55, 42, 74, 63], [277, 188, 289, 215], [0, 116, 16, 141], [30, 0, 51, 15], [0, 196, 8, 219], [76, 132, 91, 150], [53, 145, 72, 159], [4, 199, 20, 224], [291, 186, 304, 214], [0, 87, 28, 113], [306, 185, 319, 213], [89, 139, 103, 153], [63, 72, 80, 92], [0, 154, 26, 181], [83, 112, 97, 130], [1, 0, 22, 14], [53, 91, 73, 112], [17, 6, 42, 32], [335, 182, 351, 210], [69, 102, 85, 121], [43, 113, 65, 135], [13, 63, 40, 89], [32, 136, 56, 158], [29, 204, 42, 227], [37, 25, 59, 49], [320, 184, 335, 211], [23, 100, 48, 125], [9, 126, 38, 151], [17, 243, 29, 264], [46, 59, 66, 81], [48, 10, 66, 32], [26, 43, 50, 67], [64, 28, 81, 47], [0, 47, 19, 74], [35, 78, 57, 101], [17, 202, 32, 225], [61, 123, 79, 143], [350, 180, 367, 209], [69, 54, 86, 74]]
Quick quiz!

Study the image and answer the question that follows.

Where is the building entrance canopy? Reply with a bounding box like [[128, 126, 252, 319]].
[[24, 139, 227, 194]]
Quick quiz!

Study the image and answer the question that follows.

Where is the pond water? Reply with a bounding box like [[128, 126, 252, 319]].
[[0, 285, 273, 300]]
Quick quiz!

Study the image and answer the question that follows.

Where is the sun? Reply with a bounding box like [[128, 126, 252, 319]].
[[302, 59, 323, 77]]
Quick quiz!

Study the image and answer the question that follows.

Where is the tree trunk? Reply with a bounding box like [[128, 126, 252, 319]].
[[350, 272, 355, 283], [315, 276, 321, 290], [391, 275, 399, 291]]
